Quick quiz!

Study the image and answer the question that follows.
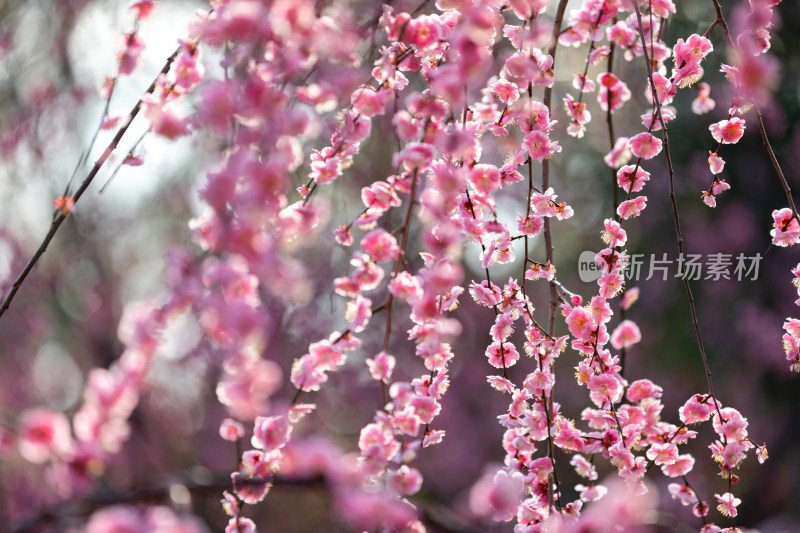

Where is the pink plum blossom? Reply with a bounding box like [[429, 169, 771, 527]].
[[486, 342, 520, 369], [679, 394, 718, 424], [715, 492, 741, 517], [708, 151, 725, 174], [602, 219, 627, 247], [18, 408, 72, 464], [388, 464, 423, 495], [617, 197, 648, 219], [604, 136, 632, 168], [490, 79, 519, 104], [468, 164, 501, 195], [566, 306, 595, 341], [610, 320, 642, 350], [770, 208, 800, 247], [117, 32, 144, 76], [346, 295, 372, 332], [673, 34, 713, 69], [351, 86, 389, 117], [597, 73, 631, 113], [361, 228, 401, 262], [621, 287, 640, 310], [711, 176, 730, 195], [626, 379, 662, 403], [709, 117, 746, 144], [219, 418, 245, 442], [587, 373, 623, 407], [85, 505, 146, 533], [484, 470, 525, 522], [367, 351, 396, 383], [523, 130, 561, 161], [252, 415, 292, 451], [628, 132, 662, 160], [662, 454, 695, 477], [616, 165, 651, 193]]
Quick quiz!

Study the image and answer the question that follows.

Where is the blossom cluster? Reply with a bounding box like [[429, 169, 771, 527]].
[[0, 0, 796, 532]]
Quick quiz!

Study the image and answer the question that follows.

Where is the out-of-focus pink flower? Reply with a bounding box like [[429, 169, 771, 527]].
[[219, 418, 245, 442], [388, 464, 423, 496], [18, 408, 72, 464], [366, 351, 395, 384], [361, 228, 400, 263], [621, 287, 640, 310], [351, 86, 389, 117], [604, 136, 631, 168], [251, 415, 291, 451], [85, 505, 146, 533], [130, 1, 155, 20], [117, 32, 144, 76], [597, 72, 631, 113], [610, 320, 642, 350], [470, 469, 525, 522], [692, 82, 715, 114]]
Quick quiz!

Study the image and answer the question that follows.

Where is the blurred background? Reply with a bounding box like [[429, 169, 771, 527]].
[[0, 0, 798, 531]]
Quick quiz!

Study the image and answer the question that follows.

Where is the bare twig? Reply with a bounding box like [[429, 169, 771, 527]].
[[0, 46, 182, 321]]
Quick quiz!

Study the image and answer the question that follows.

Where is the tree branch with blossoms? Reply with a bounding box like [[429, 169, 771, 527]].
[[0, 1, 798, 532]]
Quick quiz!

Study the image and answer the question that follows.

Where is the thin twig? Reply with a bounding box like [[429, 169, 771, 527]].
[[540, 0, 569, 513], [707, 0, 798, 223], [604, 41, 630, 376], [631, 3, 724, 421], [0, 46, 182, 321]]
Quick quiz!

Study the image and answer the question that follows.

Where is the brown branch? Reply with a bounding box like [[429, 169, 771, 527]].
[[9, 470, 252, 533], [708, 0, 798, 224], [631, 3, 724, 423], [754, 104, 798, 224], [383, 166, 419, 388], [539, 0, 569, 513], [10, 470, 479, 533], [0, 46, 182, 321], [542, 0, 568, 338], [604, 41, 630, 376]]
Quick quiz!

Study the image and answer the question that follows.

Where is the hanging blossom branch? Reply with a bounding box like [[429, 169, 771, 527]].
[[539, 0, 569, 512], [628, 2, 775, 527], [694, 1, 800, 375], [632, 1, 722, 418], [703, 0, 789, 200]]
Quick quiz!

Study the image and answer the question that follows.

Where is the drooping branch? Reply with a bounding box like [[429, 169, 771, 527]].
[[631, 2, 724, 421], [707, 0, 798, 224], [539, 0, 570, 513]]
